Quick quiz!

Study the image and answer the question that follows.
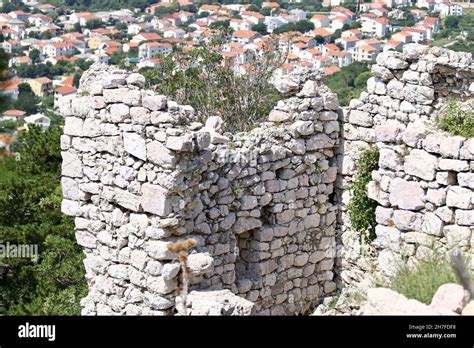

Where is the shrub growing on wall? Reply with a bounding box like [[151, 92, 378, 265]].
[[435, 99, 474, 138], [347, 146, 379, 243], [142, 37, 285, 133]]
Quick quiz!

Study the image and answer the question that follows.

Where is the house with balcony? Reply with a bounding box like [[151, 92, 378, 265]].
[[138, 42, 172, 59], [351, 44, 379, 61]]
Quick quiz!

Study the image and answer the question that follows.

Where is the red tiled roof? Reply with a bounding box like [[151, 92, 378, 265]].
[[233, 30, 259, 39], [34, 77, 52, 84], [55, 85, 77, 95], [2, 109, 26, 117], [0, 78, 20, 91], [61, 76, 74, 87]]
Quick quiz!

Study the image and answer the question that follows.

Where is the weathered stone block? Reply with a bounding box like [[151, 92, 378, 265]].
[[389, 178, 425, 210], [141, 183, 172, 217]]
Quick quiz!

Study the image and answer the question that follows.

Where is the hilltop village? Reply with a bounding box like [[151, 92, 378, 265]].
[[0, 0, 471, 149]]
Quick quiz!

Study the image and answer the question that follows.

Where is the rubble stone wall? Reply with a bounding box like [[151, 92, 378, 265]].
[[60, 65, 340, 315], [61, 44, 474, 315], [338, 44, 474, 289]]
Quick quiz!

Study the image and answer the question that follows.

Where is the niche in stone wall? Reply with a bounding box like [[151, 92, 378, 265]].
[[235, 230, 261, 285]]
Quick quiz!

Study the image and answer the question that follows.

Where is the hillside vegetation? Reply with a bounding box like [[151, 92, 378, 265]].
[[39, 0, 156, 11], [323, 61, 372, 106]]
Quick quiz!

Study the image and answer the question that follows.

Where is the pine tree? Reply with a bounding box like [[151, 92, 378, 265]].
[[0, 125, 87, 315]]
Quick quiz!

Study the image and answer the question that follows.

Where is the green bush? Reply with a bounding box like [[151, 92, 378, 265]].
[[347, 146, 379, 243], [436, 99, 474, 138], [143, 39, 283, 132], [386, 254, 465, 305]]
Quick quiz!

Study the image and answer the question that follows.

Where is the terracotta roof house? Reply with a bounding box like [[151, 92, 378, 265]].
[[0, 109, 26, 121]]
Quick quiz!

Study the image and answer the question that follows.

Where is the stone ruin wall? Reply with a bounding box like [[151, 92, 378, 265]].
[[338, 44, 474, 292], [60, 44, 474, 315], [60, 65, 340, 315]]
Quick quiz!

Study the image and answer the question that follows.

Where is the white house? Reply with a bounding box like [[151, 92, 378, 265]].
[[138, 42, 172, 59], [310, 15, 330, 28], [28, 14, 52, 27], [400, 27, 429, 42], [230, 18, 253, 32], [24, 114, 51, 130], [326, 50, 352, 67], [43, 42, 75, 57], [416, 0, 435, 11], [435, 2, 463, 17], [361, 17, 389, 37], [0, 109, 26, 121], [264, 16, 287, 33], [288, 9, 307, 21], [162, 27, 185, 40], [232, 30, 261, 45], [69, 12, 100, 27], [54, 85, 77, 115]]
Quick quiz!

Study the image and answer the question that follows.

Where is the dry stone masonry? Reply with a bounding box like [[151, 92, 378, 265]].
[[61, 44, 474, 315], [338, 43, 474, 291], [60, 64, 340, 315]]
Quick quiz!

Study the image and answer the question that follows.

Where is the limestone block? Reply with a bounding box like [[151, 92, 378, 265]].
[[389, 178, 425, 210], [404, 149, 438, 181], [123, 132, 146, 160], [141, 183, 172, 216]]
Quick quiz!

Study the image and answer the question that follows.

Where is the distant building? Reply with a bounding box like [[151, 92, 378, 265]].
[[0, 78, 21, 100], [69, 12, 101, 27], [131, 32, 162, 44], [28, 77, 53, 97], [0, 109, 26, 121], [37, 3, 56, 14], [2, 39, 20, 54], [351, 44, 379, 61], [9, 56, 32, 66], [138, 42, 172, 59], [310, 15, 330, 29], [383, 40, 405, 51], [24, 114, 51, 130], [435, 2, 463, 17], [232, 30, 261, 45], [54, 85, 77, 115], [43, 42, 75, 57], [323, 0, 343, 7]]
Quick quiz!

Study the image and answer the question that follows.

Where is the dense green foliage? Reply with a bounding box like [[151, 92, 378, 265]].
[[0, 120, 24, 134], [436, 100, 474, 138], [252, 23, 268, 35], [0, 126, 87, 315], [40, 0, 156, 11], [273, 20, 315, 34], [0, 0, 29, 12], [15, 59, 91, 79], [432, 12, 474, 55], [386, 254, 468, 305], [348, 146, 379, 243], [12, 83, 40, 115], [143, 40, 283, 132], [323, 61, 372, 106]]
